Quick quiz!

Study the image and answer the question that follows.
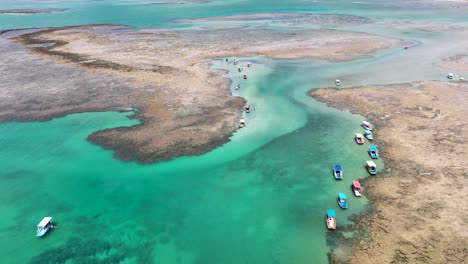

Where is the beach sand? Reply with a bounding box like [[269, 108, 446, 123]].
[[1, 24, 402, 162], [310, 81, 467, 263]]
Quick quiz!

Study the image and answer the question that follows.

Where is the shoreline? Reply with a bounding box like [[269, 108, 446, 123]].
[[310, 81, 467, 263], [0, 23, 403, 163]]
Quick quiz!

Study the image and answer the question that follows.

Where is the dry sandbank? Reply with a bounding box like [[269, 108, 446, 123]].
[[4, 24, 402, 162], [310, 82, 467, 263]]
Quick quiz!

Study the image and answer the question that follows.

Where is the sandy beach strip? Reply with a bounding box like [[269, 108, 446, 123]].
[[310, 81, 467, 263]]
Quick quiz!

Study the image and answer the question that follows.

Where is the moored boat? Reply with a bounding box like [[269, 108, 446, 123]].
[[362, 121, 373, 130], [355, 133, 364, 145], [243, 72, 247, 79], [245, 104, 250, 113], [364, 130, 373, 141], [447, 73, 453, 79], [366, 160, 377, 175], [333, 164, 343, 180], [335, 79, 341, 86], [368, 145, 379, 159], [337, 193, 348, 209], [239, 119, 246, 128], [326, 209, 336, 230], [235, 83, 240, 90], [352, 180, 362, 197], [36, 217, 54, 237]]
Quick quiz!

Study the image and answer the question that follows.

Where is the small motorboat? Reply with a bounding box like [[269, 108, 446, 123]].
[[366, 160, 377, 175], [239, 119, 246, 128], [245, 104, 251, 113], [238, 67, 242, 72], [335, 79, 341, 86], [447, 73, 454, 79], [368, 145, 379, 159], [364, 130, 373, 141], [337, 193, 348, 209], [235, 83, 240, 90], [243, 73, 248, 79], [326, 209, 336, 230], [460, 77, 465, 81], [361, 121, 373, 130], [233, 59, 238, 65], [247, 62, 252, 67], [352, 180, 362, 197], [333, 164, 343, 180], [36, 217, 55, 237], [355, 133, 364, 145]]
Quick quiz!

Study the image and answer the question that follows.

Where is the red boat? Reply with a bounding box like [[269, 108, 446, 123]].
[[245, 104, 250, 113], [352, 180, 362, 197], [243, 73, 247, 79], [355, 133, 364, 145], [326, 209, 336, 230]]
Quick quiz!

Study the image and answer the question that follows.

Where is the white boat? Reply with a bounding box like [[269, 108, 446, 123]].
[[36, 217, 53, 237], [366, 161, 377, 175], [447, 73, 453, 79], [361, 121, 373, 130], [239, 119, 246, 128], [335, 79, 341, 86]]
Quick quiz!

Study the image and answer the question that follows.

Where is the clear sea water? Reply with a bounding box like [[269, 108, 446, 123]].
[[1, 0, 467, 263]]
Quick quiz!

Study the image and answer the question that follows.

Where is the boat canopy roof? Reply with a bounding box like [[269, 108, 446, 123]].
[[37, 217, 52, 228], [338, 193, 347, 199], [355, 133, 363, 138], [327, 209, 335, 217], [364, 130, 372, 134], [240, 119, 245, 122], [362, 121, 371, 125], [369, 145, 378, 151], [334, 164, 342, 171], [367, 161, 377, 167], [352, 180, 361, 188]]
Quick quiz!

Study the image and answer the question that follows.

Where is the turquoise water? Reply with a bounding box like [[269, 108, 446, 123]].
[[1, 0, 467, 263]]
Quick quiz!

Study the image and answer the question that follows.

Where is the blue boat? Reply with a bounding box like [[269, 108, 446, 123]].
[[235, 83, 240, 90], [333, 164, 343, 180], [364, 130, 373, 141], [369, 145, 379, 159], [337, 193, 348, 209]]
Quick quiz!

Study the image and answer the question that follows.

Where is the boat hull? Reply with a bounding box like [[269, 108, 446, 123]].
[[326, 218, 336, 230]]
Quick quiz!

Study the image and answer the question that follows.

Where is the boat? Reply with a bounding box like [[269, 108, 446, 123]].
[[335, 79, 341, 86], [355, 133, 364, 145], [235, 83, 240, 90], [247, 62, 252, 67], [364, 130, 373, 141], [333, 164, 343, 180], [238, 67, 242, 72], [352, 180, 362, 197], [361, 121, 373, 130], [337, 193, 348, 209], [447, 73, 454, 79], [245, 104, 250, 113], [233, 59, 238, 65], [368, 145, 379, 159], [460, 77, 465, 81], [36, 217, 54, 237], [326, 209, 336, 230], [243, 73, 247, 79], [239, 119, 246, 128], [366, 160, 377, 175]]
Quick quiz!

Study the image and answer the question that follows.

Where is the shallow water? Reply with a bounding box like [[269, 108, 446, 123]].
[[1, 0, 467, 263]]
